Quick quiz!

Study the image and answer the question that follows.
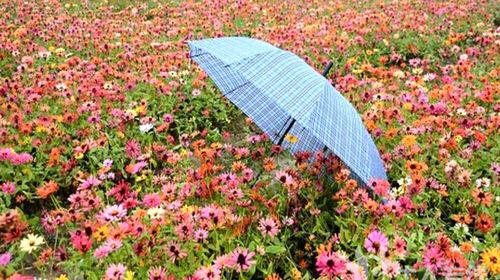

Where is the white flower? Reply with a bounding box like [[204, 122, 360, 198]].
[[55, 83, 67, 91], [147, 207, 166, 219], [456, 108, 467, 116], [139, 123, 154, 134], [475, 178, 490, 188], [20, 234, 45, 253]]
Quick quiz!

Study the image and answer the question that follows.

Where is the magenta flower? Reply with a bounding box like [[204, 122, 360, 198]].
[[0, 252, 12, 266], [229, 248, 256, 272], [316, 251, 347, 277], [364, 230, 388, 255], [1, 181, 15, 194], [142, 193, 161, 207], [422, 245, 446, 274]]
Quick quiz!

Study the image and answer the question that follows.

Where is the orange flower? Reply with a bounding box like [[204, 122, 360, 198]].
[[265, 274, 281, 280], [263, 157, 276, 172], [460, 242, 473, 254], [471, 188, 493, 206], [452, 214, 472, 225], [475, 213, 494, 233], [36, 181, 59, 199]]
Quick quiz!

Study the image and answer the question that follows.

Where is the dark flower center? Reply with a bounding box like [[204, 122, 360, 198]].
[[237, 253, 247, 265]]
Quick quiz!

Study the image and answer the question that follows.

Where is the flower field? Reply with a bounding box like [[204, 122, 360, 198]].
[[0, 0, 499, 279]]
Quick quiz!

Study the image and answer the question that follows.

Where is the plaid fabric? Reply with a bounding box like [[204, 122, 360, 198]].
[[188, 37, 387, 184]]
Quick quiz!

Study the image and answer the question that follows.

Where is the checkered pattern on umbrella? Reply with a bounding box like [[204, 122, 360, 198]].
[[188, 37, 387, 185]]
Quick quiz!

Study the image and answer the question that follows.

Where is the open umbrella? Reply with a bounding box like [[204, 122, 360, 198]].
[[188, 37, 387, 185]]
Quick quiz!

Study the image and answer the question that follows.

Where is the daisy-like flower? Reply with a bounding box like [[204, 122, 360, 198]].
[[422, 245, 446, 274], [100, 204, 127, 222], [1, 181, 15, 194], [0, 252, 12, 266], [166, 241, 187, 262], [147, 206, 166, 220], [20, 234, 45, 253], [258, 217, 280, 238], [481, 247, 500, 274], [193, 265, 221, 280], [316, 251, 347, 277], [148, 266, 168, 280], [364, 230, 389, 255], [194, 228, 208, 242], [139, 123, 154, 134], [105, 263, 126, 280], [229, 248, 256, 272], [381, 259, 400, 278], [275, 170, 294, 186]]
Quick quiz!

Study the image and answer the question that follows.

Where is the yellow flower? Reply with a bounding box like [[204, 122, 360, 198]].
[[412, 68, 423, 75], [481, 248, 500, 274], [20, 233, 45, 253], [135, 174, 147, 182], [366, 50, 373, 55], [124, 271, 134, 280], [291, 268, 302, 280], [74, 152, 84, 160], [56, 274, 69, 280], [393, 70, 405, 79], [401, 135, 417, 147], [93, 226, 109, 241], [352, 68, 363, 74], [134, 106, 145, 115], [285, 134, 298, 144], [48, 46, 55, 52], [35, 125, 48, 133], [403, 103, 413, 111]]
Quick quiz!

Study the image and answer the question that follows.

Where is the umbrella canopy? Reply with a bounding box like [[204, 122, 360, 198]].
[[188, 37, 387, 185]]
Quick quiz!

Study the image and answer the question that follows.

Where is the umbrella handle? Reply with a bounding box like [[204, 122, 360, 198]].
[[322, 61, 334, 77]]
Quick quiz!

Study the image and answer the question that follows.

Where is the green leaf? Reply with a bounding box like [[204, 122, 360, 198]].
[[266, 245, 286, 254]]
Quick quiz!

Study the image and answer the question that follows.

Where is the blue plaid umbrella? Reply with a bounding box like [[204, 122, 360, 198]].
[[188, 37, 387, 185]]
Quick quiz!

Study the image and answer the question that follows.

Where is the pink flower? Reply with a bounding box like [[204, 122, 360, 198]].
[[258, 217, 280, 238], [275, 170, 294, 186], [422, 245, 447, 274], [192, 89, 201, 96], [142, 193, 161, 207], [393, 235, 407, 257], [194, 228, 208, 242], [229, 248, 256, 272], [105, 263, 126, 280], [1, 181, 15, 194], [148, 266, 167, 280], [70, 230, 93, 253], [369, 179, 390, 197], [364, 230, 388, 255], [125, 140, 141, 158], [93, 245, 112, 259], [193, 265, 221, 280], [0, 252, 12, 266], [316, 251, 347, 277], [100, 204, 127, 222], [381, 259, 400, 278], [166, 241, 187, 262]]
